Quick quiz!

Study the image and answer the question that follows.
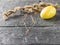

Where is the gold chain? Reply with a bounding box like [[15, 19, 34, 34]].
[[2, 2, 60, 20]]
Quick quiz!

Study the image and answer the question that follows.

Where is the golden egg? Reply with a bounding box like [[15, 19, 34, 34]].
[[40, 6, 56, 19]]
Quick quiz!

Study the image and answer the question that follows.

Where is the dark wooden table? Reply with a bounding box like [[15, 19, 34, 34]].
[[0, 0, 60, 45]]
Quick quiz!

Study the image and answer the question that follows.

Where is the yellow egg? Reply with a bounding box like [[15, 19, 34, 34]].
[[40, 6, 56, 19]]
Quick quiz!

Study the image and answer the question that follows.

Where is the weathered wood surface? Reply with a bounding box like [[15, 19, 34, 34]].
[[0, 0, 60, 45], [0, 0, 60, 26], [0, 27, 60, 45]]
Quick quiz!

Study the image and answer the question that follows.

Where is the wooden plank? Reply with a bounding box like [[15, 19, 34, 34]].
[[0, 0, 60, 27], [0, 27, 60, 45], [0, 0, 39, 26]]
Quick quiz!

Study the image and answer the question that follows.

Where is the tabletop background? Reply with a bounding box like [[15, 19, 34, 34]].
[[0, 0, 60, 45]]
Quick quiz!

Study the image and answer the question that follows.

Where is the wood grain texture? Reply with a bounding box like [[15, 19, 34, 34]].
[[0, 0, 60, 45], [0, 0, 60, 27], [0, 27, 60, 45]]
